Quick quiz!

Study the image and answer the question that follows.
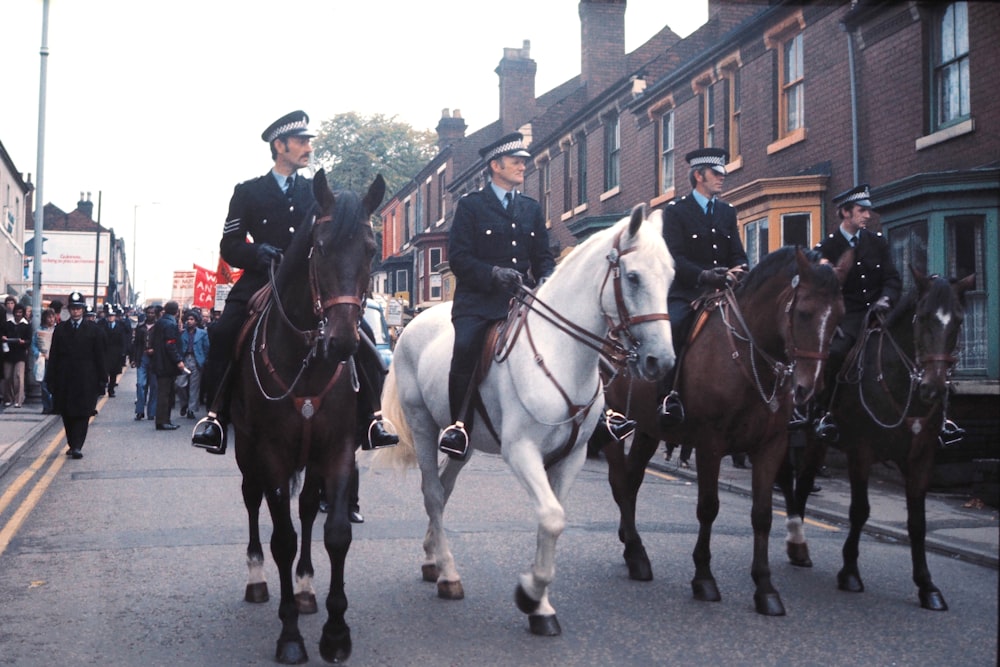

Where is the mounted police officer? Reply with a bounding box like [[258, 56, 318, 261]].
[[657, 148, 748, 430], [191, 110, 398, 455], [437, 132, 556, 459]]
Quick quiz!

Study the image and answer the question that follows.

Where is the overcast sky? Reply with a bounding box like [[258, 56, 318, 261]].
[[2, 0, 707, 301]]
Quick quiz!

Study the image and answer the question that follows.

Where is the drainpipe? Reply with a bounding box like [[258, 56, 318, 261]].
[[847, 27, 859, 184]]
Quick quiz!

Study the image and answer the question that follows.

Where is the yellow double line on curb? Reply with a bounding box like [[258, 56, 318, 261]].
[[0, 397, 107, 557]]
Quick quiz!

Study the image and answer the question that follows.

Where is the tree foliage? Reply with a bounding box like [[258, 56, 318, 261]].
[[312, 112, 438, 199]]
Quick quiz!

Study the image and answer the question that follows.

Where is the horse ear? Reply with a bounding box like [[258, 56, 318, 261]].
[[833, 247, 854, 286], [627, 203, 647, 238], [364, 174, 386, 214], [793, 246, 810, 275], [312, 168, 335, 211], [910, 264, 930, 295], [954, 273, 976, 297]]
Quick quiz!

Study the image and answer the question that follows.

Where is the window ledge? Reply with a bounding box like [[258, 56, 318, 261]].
[[915, 118, 974, 151], [725, 156, 743, 173], [560, 210, 574, 222], [599, 186, 621, 202], [651, 190, 675, 207], [766, 127, 806, 155], [573, 202, 589, 215]]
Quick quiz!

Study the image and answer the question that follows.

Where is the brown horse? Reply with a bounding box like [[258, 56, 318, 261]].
[[597, 246, 851, 616], [775, 267, 976, 611], [232, 170, 385, 663]]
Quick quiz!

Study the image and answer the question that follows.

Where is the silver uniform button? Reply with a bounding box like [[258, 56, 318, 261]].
[[512, 258, 518, 263], [512, 240, 517, 246]]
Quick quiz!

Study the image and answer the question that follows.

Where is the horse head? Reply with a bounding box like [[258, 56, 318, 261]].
[[601, 204, 676, 381], [309, 170, 386, 357], [911, 266, 975, 403]]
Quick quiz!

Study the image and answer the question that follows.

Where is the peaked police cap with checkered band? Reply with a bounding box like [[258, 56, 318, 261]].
[[685, 147, 728, 175], [833, 183, 873, 209], [479, 132, 532, 162], [261, 110, 315, 143]]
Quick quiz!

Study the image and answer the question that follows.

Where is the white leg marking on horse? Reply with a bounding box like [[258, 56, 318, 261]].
[[247, 555, 267, 584], [786, 515, 806, 544], [295, 573, 315, 596], [936, 308, 951, 328]]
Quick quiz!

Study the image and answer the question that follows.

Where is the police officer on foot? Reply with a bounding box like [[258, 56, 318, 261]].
[[192, 110, 398, 455], [657, 147, 748, 430], [45, 292, 107, 459], [438, 132, 555, 459]]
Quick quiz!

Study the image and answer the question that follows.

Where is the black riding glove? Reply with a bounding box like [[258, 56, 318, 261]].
[[491, 267, 523, 292], [256, 243, 283, 269], [698, 267, 729, 288]]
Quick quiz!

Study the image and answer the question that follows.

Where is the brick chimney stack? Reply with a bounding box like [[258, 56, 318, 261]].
[[77, 191, 94, 220], [579, 0, 627, 94], [495, 40, 537, 135], [435, 109, 468, 150]]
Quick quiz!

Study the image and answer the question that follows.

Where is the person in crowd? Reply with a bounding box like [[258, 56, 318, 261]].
[[192, 110, 397, 455], [177, 310, 209, 419], [2, 303, 32, 407], [437, 132, 556, 460], [49, 299, 65, 323], [131, 305, 159, 420], [3, 295, 15, 322], [31, 308, 57, 414], [151, 301, 186, 431], [45, 292, 106, 459], [98, 305, 130, 397]]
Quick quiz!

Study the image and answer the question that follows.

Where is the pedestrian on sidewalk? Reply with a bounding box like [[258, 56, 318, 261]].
[[31, 308, 56, 413], [132, 305, 159, 421], [45, 292, 106, 459], [177, 310, 208, 419], [2, 303, 32, 408]]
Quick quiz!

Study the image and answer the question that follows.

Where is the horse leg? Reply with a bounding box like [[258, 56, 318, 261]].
[[784, 433, 825, 568], [263, 484, 307, 665], [904, 439, 948, 611], [609, 431, 659, 581], [510, 442, 585, 637], [319, 468, 355, 663], [415, 434, 464, 598], [749, 435, 786, 616], [838, 446, 873, 595], [691, 444, 723, 603], [242, 476, 270, 604], [294, 473, 319, 615]]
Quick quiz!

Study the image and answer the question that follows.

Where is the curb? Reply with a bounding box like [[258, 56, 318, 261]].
[[647, 459, 999, 570], [0, 413, 62, 479]]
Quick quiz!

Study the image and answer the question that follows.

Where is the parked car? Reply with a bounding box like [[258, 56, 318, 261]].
[[364, 301, 392, 368]]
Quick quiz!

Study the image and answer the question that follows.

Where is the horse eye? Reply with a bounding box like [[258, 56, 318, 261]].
[[626, 271, 640, 287]]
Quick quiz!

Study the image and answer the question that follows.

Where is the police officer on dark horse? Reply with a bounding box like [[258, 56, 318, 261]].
[[192, 110, 398, 455]]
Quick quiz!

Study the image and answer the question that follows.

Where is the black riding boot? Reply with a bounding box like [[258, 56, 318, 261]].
[[438, 373, 473, 460], [656, 367, 685, 430]]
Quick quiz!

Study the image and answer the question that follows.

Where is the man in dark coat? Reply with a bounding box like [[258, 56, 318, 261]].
[[151, 300, 186, 430], [191, 110, 397, 455], [131, 305, 159, 420], [98, 305, 130, 397], [437, 132, 556, 459], [45, 291, 107, 458], [657, 148, 748, 429]]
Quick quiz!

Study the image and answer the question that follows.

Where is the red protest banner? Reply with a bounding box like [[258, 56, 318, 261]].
[[193, 264, 217, 310]]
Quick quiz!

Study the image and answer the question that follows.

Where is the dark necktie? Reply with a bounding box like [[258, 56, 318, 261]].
[[286, 175, 295, 198], [706, 199, 714, 217], [504, 192, 513, 210], [850, 235, 857, 247]]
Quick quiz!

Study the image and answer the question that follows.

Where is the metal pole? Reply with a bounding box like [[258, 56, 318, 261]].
[[93, 192, 102, 309], [30, 0, 50, 331], [132, 205, 138, 305]]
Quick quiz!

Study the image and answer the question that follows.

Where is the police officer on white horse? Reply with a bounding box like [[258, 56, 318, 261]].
[[438, 132, 555, 460], [192, 110, 398, 455]]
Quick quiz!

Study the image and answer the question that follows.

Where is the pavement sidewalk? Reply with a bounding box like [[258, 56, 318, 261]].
[[2, 385, 997, 570]]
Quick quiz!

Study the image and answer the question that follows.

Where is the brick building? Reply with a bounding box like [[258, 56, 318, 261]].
[[377, 0, 999, 472]]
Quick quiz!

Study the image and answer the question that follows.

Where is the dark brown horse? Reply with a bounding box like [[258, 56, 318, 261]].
[[775, 267, 976, 611], [232, 170, 385, 663], [597, 246, 851, 615]]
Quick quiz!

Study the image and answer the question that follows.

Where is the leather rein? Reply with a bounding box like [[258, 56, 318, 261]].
[[496, 226, 670, 467]]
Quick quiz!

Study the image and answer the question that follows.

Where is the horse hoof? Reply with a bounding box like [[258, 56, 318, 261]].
[[514, 584, 541, 615], [624, 544, 653, 581], [528, 614, 562, 636], [786, 542, 813, 568], [295, 591, 318, 614], [319, 628, 353, 663], [421, 563, 439, 583], [245, 582, 269, 603], [919, 589, 949, 612], [754, 591, 787, 616], [275, 638, 308, 665], [837, 570, 865, 593], [437, 579, 464, 600], [691, 578, 721, 602]]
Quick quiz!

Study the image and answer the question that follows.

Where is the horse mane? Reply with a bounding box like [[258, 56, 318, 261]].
[[734, 245, 840, 298], [884, 272, 956, 330], [544, 211, 655, 282]]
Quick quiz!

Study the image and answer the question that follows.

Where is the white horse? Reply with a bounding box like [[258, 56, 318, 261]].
[[380, 204, 675, 636]]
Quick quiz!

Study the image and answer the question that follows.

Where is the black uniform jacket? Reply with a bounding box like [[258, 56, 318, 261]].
[[220, 172, 317, 303], [662, 195, 748, 304], [448, 189, 555, 320], [98, 318, 130, 372], [45, 319, 107, 418], [815, 228, 901, 315]]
